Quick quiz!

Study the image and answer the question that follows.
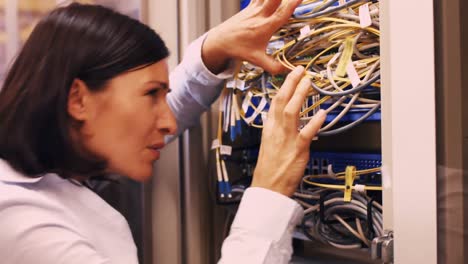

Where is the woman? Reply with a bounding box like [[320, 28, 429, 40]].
[[0, 1, 326, 263]]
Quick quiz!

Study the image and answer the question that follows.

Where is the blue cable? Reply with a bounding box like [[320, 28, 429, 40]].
[[236, 120, 242, 137], [225, 181, 233, 198], [218, 181, 225, 197], [230, 125, 236, 142]]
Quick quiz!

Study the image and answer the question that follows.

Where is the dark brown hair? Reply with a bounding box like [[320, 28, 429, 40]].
[[0, 3, 169, 178]]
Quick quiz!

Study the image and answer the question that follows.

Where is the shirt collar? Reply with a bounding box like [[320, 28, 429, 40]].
[[0, 159, 44, 183]]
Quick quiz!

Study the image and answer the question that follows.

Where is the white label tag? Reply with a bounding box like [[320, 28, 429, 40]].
[[355, 61, 368, 69], [227, 79, 246, 90], [339, 0, 346, 5], [299, 25, 311, 39], [346, 60, 361, 88], [226, 79, 236, 89], [211, 139, 220, 150], [359, 3, 372, 28], [220, 145, 232, 156], [236, 79, 246, 91], [223, 92, 232, 132]]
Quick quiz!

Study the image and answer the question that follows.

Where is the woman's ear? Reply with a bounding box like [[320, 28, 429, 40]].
[[67, 79, 90, 121]]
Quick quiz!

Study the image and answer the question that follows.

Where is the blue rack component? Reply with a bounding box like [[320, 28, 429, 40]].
[[241, 0, 251, 10], [308, 152, 382, 175], [227, 148, 381, 172], [325, 108, 381, 123]]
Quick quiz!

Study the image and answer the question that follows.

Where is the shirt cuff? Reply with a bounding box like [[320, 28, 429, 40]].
[[231, 187, 304, 243]]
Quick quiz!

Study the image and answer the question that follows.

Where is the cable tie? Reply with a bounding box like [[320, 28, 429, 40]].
[[335, 37, 354, 77], [344, 165, 357, 202]]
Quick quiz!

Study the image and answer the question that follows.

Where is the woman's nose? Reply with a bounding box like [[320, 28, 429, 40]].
[[158, 100, 178, 135]]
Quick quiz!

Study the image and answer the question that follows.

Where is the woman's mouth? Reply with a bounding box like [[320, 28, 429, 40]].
[[147, 143, 165, 160]]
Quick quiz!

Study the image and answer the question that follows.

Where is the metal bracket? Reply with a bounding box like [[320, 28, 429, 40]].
[[371, 230, 394, 263]]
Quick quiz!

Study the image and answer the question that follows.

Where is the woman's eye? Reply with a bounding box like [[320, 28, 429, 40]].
[[146, 88, 160, 96], [146, 87, 171, 97]]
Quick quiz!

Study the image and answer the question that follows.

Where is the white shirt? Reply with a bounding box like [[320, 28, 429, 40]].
[[0, 34, 304, 263]]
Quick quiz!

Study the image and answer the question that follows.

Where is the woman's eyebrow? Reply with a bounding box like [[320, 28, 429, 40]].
[[145, 80, 169, 89]]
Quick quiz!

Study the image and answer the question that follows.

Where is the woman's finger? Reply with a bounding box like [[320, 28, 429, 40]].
[[269, 66, 304, 117], [297, 109, 327, 148], [261, 0, 283, 16], [250, 51, 286, 75], [282, 76, 311, 126], [275, 0, 302, 23], [273, 0, 302, 24], [249, 0, 265, 8]]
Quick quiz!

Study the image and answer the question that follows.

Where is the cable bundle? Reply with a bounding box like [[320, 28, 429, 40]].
[[295, 189, 383, 249], [219, 0, 381, 138], [213, 0, 381, 198]]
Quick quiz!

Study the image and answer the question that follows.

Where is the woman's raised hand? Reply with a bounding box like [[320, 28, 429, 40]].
[[202, 0, 302, 74], [251, 66, 326, 197]]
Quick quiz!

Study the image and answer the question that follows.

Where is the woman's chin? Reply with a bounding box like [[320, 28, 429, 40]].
[[121, 168, 153, 182]]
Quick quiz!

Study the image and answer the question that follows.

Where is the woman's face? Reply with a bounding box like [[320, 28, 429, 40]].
[[77, 59, 177, 181]]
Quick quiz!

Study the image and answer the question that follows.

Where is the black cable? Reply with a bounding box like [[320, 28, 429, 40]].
[[367, 197, 375, 239]]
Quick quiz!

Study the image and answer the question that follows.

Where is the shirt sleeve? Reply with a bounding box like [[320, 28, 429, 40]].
[[166, 33, 234, 139], [0, 197, 110, 264], [218, 187, 304, 264]]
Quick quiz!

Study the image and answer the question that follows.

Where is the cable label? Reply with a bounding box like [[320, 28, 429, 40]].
[[359, 3, 372, 28], [220, 145, 232, 156], [211, 139, 220, 150], [226, 78, 246, 90], [346, 60, 361, 88], [299, 25, 311, 40]]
